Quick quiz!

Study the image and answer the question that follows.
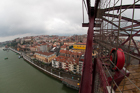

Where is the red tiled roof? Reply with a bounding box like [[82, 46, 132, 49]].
[[54, 56, 79, 65], [61, 45, 67, 48], [60, 50, 83, 55], [59, 50, 66, 53]]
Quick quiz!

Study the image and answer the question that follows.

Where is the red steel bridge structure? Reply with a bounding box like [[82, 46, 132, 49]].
[[79, 0, 140, 93]]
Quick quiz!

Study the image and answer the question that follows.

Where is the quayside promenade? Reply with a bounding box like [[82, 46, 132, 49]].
[[9, 47, 80, 90]]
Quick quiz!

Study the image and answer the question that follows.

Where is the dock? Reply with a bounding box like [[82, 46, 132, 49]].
[[62, 77, 80, 90]]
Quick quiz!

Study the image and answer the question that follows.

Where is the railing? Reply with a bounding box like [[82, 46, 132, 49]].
[[93, 54, 140, 93]]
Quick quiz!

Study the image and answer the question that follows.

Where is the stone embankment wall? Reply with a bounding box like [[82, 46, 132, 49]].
[[9, 47, 63, 80]]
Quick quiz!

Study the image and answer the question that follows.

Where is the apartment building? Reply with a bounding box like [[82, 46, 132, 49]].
[[59, 50, 83, 58], [34, 51, 56, 64], [52, 56, 82, 74]]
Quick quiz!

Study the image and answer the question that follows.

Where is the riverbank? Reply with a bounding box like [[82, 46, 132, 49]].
[[9, 47, 80, 90], [0, 48, 78, 93]]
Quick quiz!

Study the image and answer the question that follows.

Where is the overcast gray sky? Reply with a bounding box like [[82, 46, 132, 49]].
[[0, 0, 88, 42], [0, 0, 140, 42]]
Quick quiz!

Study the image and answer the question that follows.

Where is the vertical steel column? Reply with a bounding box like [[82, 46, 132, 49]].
[[127, 0, 136, 65], [79, 16, 94, 93]]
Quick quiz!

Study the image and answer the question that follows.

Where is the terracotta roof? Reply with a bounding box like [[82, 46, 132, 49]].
[[61, 45, 67, 48], [53, 56, 79, 65], [59, 50, 66, 53], [60, 50, 83, 55]]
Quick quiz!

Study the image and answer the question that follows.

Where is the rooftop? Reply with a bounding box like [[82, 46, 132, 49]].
[[54, 56, 79, 65], [35, 51, 54, 56]]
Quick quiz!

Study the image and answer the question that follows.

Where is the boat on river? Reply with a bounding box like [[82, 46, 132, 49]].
[[4, 57, 8, 60]]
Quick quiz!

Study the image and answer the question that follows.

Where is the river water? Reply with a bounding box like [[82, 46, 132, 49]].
[[0, 48, 78, 93]]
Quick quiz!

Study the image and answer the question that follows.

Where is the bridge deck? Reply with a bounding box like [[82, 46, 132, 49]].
[[100, 52, 140, 93], [115, 64, 140, 93]]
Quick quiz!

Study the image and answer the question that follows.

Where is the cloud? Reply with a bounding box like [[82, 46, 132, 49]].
[[1, 0, 138, 42], [0, 0, 88, 42]]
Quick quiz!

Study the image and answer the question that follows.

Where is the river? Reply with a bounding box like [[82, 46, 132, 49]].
[[0, 48, 78, 93]]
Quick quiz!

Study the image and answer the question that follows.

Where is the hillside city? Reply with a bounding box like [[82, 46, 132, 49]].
[[1, 34, 140, 76], [1, 34, 140, 90], [2, 35, 91, 76]]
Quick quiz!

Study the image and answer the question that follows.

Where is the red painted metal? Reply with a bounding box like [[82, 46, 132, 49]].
[[104, 13, 140, 25], [104, 4, 140, 12], [97, 24, 140, 36], [123, 24, 140, 29], [110, 48, 125, 70], [101, 17, 128, 34], [86, 0, 91, 17], [80, 0, 140, 93], [96, 58, 109, 93], [132, 38, 140, 55], [116, 48, 125, 70], [79, 16, 94, 93], [79, 0, 101, 93], [108, 68, 130, 91], [121, 30, 140, 46]]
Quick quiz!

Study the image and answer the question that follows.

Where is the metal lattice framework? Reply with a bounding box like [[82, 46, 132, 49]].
[[79, 0, 140, 93]]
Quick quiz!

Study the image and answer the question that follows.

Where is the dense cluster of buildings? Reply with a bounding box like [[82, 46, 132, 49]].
[[12, 35, 91, 75], [52, 56, 84, 74], [4, 34, 140, 75]]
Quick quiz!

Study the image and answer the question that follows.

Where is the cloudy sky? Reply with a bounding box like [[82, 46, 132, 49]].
[[0, 0, 89, 42], [0, 0, 140, 42]]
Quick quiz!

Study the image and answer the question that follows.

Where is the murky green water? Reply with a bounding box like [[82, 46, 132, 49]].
[[0, 48, 78, 93]]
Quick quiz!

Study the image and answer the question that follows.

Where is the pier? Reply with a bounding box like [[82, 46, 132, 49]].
[[62, 77, 80, 90]]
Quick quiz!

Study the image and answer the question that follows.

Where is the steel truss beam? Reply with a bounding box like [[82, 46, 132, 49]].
[[79, 0, 100, 93], [104, 13, 140, 25], [104, 4, 140, 12], [95, 39, 140, 60]]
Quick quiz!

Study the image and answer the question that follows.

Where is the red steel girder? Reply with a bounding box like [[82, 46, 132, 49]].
[[86, 0, 91, 17], [79, 16, 94, 93], [108, 68, 130, 91], [102, 24, 140, 34], [104, 4, 140, 12], [101, 17, 129, 34], [120, 30, 140, 46], [104, 13, 140, 25], [93, 34, 140, 37], [132, 38, 140, 55], [95, 58, 109, 93], [82, 23, 101, 27], [79, 0, 101, 92]]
